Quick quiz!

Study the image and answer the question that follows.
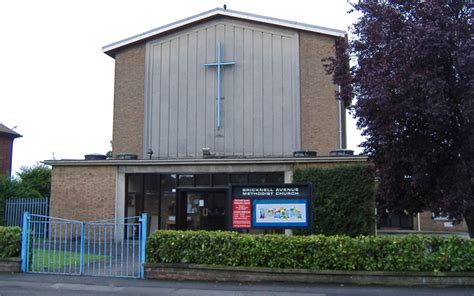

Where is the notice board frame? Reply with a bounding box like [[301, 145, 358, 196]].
[[228, 183, 313, 230]]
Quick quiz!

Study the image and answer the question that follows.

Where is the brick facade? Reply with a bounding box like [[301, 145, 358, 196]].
[[112, 44, 146, 159], [299, 32, 342, 156], [50, 165, 117, 221], [0, 136, 14, 176], [415, 211, 468, 232]]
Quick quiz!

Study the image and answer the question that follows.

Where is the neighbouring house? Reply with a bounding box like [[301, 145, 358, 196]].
[[0, 123, 21, 176]]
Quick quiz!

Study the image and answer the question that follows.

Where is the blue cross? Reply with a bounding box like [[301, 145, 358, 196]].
[[204, 42, 235, 129]]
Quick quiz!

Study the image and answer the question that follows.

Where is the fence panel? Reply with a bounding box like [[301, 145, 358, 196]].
[[21, 213, 147, 278], [4, 197, 49, 227]]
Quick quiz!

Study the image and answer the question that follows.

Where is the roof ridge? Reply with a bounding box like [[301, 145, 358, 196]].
[[102, 7, 345, 57]]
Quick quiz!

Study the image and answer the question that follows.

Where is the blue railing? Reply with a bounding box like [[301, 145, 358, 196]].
[[4, 197, 49, 227], [21, 213, 148, 278]]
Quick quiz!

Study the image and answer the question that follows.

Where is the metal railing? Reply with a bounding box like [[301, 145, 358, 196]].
[[4, 197, 49, 227], [21, 213, 148, 278]]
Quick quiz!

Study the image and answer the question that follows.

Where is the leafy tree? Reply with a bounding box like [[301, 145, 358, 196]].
[[0, 164, 51, 224], [0, 173, 42, 225], [16, 164, 51, 198], [0, 175, 38, 202], [329, 1, 473, 235], [0, 163, 51, 203]]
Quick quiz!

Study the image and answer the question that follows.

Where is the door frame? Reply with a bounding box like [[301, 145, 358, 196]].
[[176, 188, 228, 230]]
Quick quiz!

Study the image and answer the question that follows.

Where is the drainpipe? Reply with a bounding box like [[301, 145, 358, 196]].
[[417, 213, 421, 232], [375, 208, 378, 236], [284, 171, 294, 236], [338, 85, 343, 149]]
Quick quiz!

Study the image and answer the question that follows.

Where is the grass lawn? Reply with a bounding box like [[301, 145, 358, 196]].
[[29, 249, 108, 272]]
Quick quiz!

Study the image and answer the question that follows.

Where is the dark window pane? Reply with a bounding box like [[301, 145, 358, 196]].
[[266, 172, 284, 183], [230, 173, 247, 184], [249, 173, 266, 184], [144, 174, 160, 233], [195, 174, 211, 186], [178, 174, 194, 187], [161, 174, 177, 191], [212, 173, 229, 186], [127, 174, 143, 194], [160, 174, 177, 230], [144, 174, 160, 193], [126, 174, 143, 217]]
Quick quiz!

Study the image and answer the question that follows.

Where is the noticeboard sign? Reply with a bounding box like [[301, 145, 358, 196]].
[[228, 184, 313, 230], [232, 198, 252, 228]]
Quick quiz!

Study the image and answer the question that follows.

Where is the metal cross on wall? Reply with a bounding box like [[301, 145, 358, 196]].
[[204, 42, 235, 129]]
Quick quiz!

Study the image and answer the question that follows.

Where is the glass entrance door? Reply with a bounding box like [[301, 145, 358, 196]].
[[178, 191, 227, 230]]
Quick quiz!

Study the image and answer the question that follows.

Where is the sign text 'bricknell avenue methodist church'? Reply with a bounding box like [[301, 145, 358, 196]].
[[229, 184, 313, 229]]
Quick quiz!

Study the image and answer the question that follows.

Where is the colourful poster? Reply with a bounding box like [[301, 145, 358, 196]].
[[253, 199, 308, 227], [232, 198, 251, 228]]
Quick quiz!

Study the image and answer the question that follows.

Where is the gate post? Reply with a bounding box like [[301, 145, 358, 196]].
[[140, 213, 148, 279], [79, 222, 85, 275], [20, 212, 30, 272]]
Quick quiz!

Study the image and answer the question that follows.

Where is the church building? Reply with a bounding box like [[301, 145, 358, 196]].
[[46, 8, 367, 233]]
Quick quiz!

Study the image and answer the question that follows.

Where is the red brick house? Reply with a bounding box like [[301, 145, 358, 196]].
[[0, 123, 21, 176]]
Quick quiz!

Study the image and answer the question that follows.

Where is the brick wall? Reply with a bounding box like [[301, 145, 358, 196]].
[[0, 135, 14, 176], [50, 165, 117, 221], [112, 44, 146, 158], [295, 158, 369, 170], [418, 211, 468, 232], [299, 32, 341, 156]]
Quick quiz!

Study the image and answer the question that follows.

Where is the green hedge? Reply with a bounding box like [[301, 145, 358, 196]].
[[0, 226, 21, 257], [293, 165, 376, 236], [147, 230, 474, 272]]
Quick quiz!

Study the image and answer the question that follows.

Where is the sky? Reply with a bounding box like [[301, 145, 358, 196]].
[[0, 0, 364, 175]]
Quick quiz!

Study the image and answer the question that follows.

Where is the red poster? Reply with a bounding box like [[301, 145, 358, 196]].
[[232, 199, 251, 228]]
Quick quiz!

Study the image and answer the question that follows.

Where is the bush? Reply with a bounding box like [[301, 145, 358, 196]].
[[0, 226, 21, 257], [147, 230, 474, 272], [293, 165, 376, 236], [0, 164, 51, 225]]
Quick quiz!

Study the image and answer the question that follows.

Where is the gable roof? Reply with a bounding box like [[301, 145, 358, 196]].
[[0, 123, 22, 138], [102, 7, 346, 57]]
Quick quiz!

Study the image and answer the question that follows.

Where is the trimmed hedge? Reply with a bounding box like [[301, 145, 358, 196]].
[[147, 230, 474, 272], [0, 226, 21, 257], [293, 165, 376, 236]]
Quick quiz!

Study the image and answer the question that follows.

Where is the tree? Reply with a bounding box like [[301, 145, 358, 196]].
[[0, 164, 51, 201], [0, 164, 50, 224], [329, 1, 474, 235], [16, 164, 51, 197]]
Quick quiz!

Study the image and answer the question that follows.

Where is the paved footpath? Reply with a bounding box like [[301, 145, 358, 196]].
[[0, 273, 473, 296]]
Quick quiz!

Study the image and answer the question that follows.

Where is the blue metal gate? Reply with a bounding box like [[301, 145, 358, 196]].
[[20, 213, 148, 278]]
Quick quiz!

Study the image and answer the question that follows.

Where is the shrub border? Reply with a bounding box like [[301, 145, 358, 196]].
[[147, 231, 474, 272]]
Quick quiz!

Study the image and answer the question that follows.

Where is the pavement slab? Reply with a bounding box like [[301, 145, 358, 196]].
[[0, 273, 473, 296]]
